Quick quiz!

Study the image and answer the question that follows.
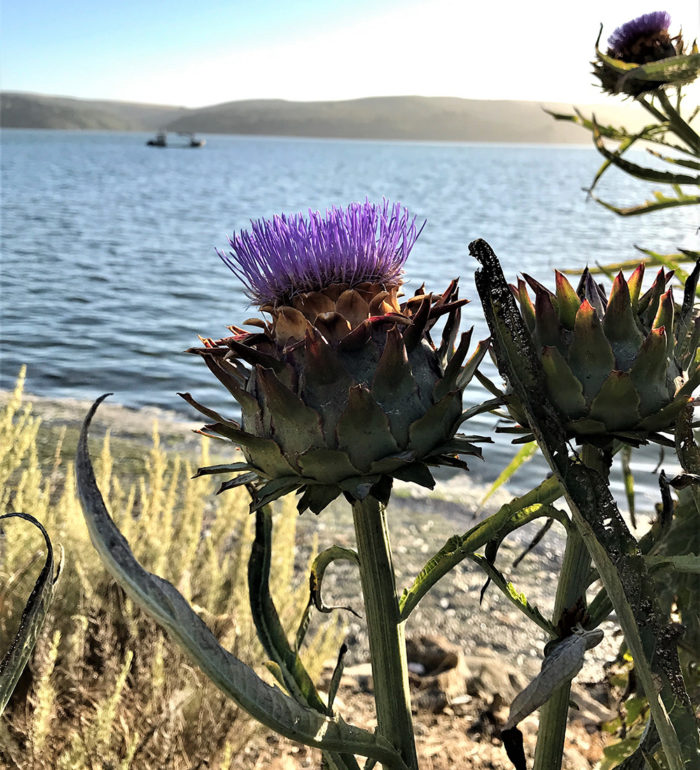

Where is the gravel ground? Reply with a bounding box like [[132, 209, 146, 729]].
[[296, 476, 621, 681], [4, 390, 625, 768]]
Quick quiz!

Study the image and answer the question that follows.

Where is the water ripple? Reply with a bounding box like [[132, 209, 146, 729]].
[[2, 129, 694, 496]]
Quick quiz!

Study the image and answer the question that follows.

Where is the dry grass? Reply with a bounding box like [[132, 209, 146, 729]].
[[0, 369, 341, 769]]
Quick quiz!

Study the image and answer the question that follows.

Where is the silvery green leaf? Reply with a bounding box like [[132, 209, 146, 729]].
[[503, 627, 604, 730], [76, 395, 407, 769], [399, 475, 564, 621]]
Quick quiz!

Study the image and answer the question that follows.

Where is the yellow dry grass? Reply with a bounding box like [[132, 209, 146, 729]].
[[0, 368, 341, 769]]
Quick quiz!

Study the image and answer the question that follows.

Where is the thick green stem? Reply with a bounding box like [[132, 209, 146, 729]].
[[636, 94, 670, 125], [532, 445, 603, 770], [655, 90, 700, 154], [352, 497, 418, 770]]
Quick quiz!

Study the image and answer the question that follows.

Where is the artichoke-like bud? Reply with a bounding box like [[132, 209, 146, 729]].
[[592, 12, 699, 96], [510, 264, 699, 445], [184, 201, 488, 514]]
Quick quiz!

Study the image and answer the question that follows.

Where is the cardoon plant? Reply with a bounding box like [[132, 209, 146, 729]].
[[470, 238, 700, 770], [548, 11, 700, 220], [543, 15, 700, 765], [509, 264, 699, 444], [594, 10, 691, 95], [76, 200, 490, 770], [185, 200, 488, 767]]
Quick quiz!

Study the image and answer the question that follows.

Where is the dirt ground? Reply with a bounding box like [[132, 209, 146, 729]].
[[237, 668, 613, 769]]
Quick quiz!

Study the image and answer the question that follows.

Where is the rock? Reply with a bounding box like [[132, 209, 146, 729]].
[[268, 758, 299, 770], [562, 746, 593, 770], [415, 687, 450, 714], [406, 634, 472, 711], [406, 634, 462, 674], [569, 684, 616, 729], [341, 662, 373, 693], [464, 655, 532, 701]]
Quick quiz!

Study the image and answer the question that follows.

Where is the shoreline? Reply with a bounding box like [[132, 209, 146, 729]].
[[0, 386, 513, 505], [0, 384, 620, 697], [0, 387, 202, 451]]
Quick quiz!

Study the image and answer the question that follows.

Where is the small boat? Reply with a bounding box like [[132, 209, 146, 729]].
[[184, 133, 206, 148], [145, 131, 205, 148], [146, 131, 167, 147]]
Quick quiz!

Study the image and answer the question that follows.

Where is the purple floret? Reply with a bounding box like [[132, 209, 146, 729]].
[[219, 200, 423, 306], [607, 11, 671, 56]]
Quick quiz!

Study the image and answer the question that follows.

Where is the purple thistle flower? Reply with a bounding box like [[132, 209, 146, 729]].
[[219, 200, 424, 306], [607, 11, 674, 60]]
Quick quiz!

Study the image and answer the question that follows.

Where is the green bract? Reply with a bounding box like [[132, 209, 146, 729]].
[[592, 15, 700, 96], [185, 280, 488, 514], [511, 264, 699, 444]]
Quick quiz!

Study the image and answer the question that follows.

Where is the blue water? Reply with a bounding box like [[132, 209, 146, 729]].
[[1, 129, 696, 499]]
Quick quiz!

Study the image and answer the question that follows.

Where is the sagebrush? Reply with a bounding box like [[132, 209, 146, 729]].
[[0, 369, 341, 769]]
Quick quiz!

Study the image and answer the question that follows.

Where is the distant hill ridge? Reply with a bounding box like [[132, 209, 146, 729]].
[[1, 91, 649, 143]]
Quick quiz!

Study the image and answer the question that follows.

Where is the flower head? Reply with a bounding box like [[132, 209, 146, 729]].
[[186, 202, 488, 515], [219, 200, 423, 307], [607, 11, 675, 63], [593, 11, 695, 95]]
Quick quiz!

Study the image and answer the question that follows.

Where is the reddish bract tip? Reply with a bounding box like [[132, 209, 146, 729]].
[[608, 271, 630, 307]]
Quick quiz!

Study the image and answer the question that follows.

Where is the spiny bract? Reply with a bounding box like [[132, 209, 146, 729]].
[[592, 11, 698, 96], [511, 263, 699, 444], [184, 202, 489, 514]]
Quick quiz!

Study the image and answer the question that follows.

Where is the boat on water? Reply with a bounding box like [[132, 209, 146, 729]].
[[146, 132, 167, 147], [146, 132, 205, 148]]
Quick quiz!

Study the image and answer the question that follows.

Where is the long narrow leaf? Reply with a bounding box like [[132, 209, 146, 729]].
[[620, 445, 636, 529], [309, 546, 360, 616], [248, 507, 327, 710], [591, 122, 700, 186], [588, 134, 640, 196], [645, 148, 700, 171], [561, 252, 700, 275], [512, 518, 554, 568], [590, 193, 700, 216], [0, 513, 62, 715], [479, 441, 537, 504], [326, 643, 348, 716], [399, 476, 563, 620], [544, 108, 630, 140], [646, 554, 700, 573], [248, 509, 362, 770], [75, 396, 406, 768], [469, 554, 556, 636]]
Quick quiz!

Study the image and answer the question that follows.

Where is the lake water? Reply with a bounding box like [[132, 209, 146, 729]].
[[1, 129, 696, 502]]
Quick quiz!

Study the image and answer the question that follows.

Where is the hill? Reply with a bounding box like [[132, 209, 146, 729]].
[[165, 95, 646, 143], [1, 91, 649, 143], [0, 92, 188, 131]]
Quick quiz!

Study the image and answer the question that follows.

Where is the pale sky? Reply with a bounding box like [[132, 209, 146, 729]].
[[2, 0, 699, 108]]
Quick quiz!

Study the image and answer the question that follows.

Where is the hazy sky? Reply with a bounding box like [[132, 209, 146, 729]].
[[3, 0, 699, 107]]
